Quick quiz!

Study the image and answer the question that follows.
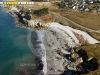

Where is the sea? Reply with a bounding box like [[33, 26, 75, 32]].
[[0, 6, 35, 75]]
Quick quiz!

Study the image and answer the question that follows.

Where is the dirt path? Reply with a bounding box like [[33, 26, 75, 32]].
[[50, 12, 100, 34]]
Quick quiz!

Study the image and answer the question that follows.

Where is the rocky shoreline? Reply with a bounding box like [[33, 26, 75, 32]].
[[2, 6, 99, 75], [46, 47, 99, 75], [2, 5, 51, 30]]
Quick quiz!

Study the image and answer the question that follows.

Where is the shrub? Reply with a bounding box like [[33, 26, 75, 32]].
[[34, 8, 48, 16], [58, 2, 65, 8]]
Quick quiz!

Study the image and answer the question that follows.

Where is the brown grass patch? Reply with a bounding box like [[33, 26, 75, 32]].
[[73, 32, 89, 45], [40, 14, 54, 23], [50, 9, 60, 13], [33, 14, 54, 23], [60, 9, 100, 30], [90, 32, 100, 41]]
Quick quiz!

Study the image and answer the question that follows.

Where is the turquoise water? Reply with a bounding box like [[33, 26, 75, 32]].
[[0, 8, 35, 75]]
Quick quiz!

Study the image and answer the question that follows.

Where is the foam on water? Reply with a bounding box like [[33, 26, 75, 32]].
[[27, 30, 47, 74]]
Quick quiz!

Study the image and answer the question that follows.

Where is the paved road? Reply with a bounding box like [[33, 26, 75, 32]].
[[50, 12, 100, 33]]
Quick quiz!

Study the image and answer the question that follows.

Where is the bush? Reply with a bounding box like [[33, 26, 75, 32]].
[[34, 8, 48, 16], [58, 2, 65, 8]]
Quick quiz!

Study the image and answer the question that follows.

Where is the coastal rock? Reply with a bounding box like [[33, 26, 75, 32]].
[[71, 52, 79, 59], [26, 22, 99, 75], [75, 57, 83, 64], [5, 6, 99, 75]]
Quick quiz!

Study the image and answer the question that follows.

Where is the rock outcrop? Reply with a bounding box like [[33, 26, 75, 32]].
[[4, 6, 99, 75]]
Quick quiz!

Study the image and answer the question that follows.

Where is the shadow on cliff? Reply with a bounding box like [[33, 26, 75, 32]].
[[61, 49, 99, 75]]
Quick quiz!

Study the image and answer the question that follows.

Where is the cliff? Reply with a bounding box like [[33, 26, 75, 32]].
[[4, 6, 99, 75]]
